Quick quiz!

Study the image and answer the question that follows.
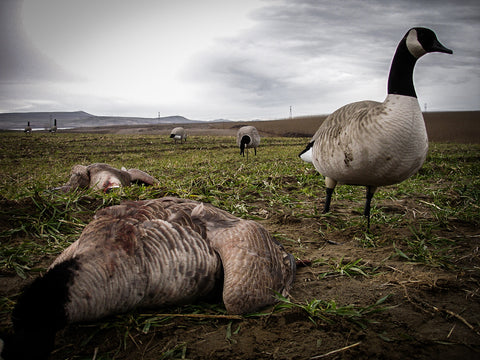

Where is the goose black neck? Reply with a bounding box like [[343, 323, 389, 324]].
[[387, 39, 418, 98]]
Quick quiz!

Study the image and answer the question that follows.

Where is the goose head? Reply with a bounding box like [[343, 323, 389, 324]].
[[405, 27, 452, 59], [388, 27, 452, 97]]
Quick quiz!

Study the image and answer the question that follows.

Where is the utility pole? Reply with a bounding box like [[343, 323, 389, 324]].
[[289, 106, 292, 119]]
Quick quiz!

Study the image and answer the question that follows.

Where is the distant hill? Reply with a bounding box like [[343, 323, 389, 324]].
[[0, 111, 198, 130]]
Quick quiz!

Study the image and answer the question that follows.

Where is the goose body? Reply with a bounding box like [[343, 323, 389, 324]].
[[56, 163, 158, 192], [170, 127, 187, 143], [299, 27, 452, 226], [1, 197, 295, 359], [310, 95, 427, 187], [237, 126, 260, 158]]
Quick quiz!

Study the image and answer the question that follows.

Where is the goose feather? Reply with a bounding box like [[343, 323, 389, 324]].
[[1, 197, 295, 359]]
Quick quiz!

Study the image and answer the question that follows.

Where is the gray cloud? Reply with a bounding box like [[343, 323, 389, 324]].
[[188, 0, 479, 116], [1, 0, 479, 118], [0, 0, 71, 83]]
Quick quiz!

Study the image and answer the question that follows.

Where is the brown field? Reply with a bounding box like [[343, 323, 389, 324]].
[[1, 111, 479, 360], [64, 111, 480, 143]]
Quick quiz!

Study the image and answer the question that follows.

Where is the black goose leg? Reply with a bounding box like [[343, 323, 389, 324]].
[[323, 187, 334, 213], [323, 177, 337, 214], [364, 186, 376, 229]]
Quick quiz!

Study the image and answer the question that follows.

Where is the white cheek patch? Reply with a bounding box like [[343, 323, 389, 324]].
[[406, 29, 427, 58]]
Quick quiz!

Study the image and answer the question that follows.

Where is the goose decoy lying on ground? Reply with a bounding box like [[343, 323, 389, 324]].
[[170, 127, 187, 143], [237, 126, 260, 159], [0, 197, 295, 360], [299, 27, 452, 228], [24, 122, 32, 134], [55, 163, 158, 192]]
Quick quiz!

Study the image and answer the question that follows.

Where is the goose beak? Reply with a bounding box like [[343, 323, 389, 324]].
[[431, 39, 453, 54]]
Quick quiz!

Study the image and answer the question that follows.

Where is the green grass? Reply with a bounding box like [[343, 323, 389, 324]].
[[317, 257, 379, 278], [273, 292, 393, 328], [1, 132, 479, 358], [1, 132, 479, 272]]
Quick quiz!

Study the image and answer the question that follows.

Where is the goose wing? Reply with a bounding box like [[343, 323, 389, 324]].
[[50, 199, 222, 322], [191, 202, 295, 314], [125, 168, 158, 186], [311, 100, 381, 142]]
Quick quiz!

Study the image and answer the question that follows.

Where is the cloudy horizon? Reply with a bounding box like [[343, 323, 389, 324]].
[[1, 0, 479, 120]]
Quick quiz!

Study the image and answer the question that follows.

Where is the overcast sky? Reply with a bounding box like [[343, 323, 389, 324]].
[[0, 0, 479, 120]]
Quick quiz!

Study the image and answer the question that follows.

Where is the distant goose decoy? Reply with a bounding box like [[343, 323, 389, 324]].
[[56, 163, 158, 192], [237, 126, 260, 159], [170, 127, 187, 143], [49, 119, 57, 133], [0, 197, 295, 360], [299, 27, 452, 228], [24, 122, 32, 134]]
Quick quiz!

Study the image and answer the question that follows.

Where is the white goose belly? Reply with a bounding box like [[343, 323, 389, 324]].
[[312, 95, 428, 187]]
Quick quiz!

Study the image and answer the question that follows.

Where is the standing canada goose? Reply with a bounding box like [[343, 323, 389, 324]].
[[0, 197, 295, 360], [24, 122, 32, 134], [55, 163, 158, 192], [49, 119, 57, 133], [237, 126, 260, 159], [170, 127, 187, 143], [299, 27, 452, 228]]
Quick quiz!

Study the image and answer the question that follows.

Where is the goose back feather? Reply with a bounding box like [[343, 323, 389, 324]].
[[170, 127, 187, 143], [237, 126, 260, 157], [50, 200, 222, 322]]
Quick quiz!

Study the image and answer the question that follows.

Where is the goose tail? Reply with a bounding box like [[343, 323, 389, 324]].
[[299, 141, 314, 163], [2, 259, 78, 360]]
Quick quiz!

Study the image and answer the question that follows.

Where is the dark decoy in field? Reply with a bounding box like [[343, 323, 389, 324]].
[[299, 27, 452, 228], [0, 197, 295, 360], [49, 119, 57, 133], [237, 125, 260, 159], [170, 127, 187, 143], [24, 122, 32, 134], [55, 163, 158, 192]]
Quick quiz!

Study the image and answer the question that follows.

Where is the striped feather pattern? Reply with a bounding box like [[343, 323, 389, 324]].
[[51, 199, 221, 322], [311, 94, 428, 186], [48, 197, 295, 320]]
